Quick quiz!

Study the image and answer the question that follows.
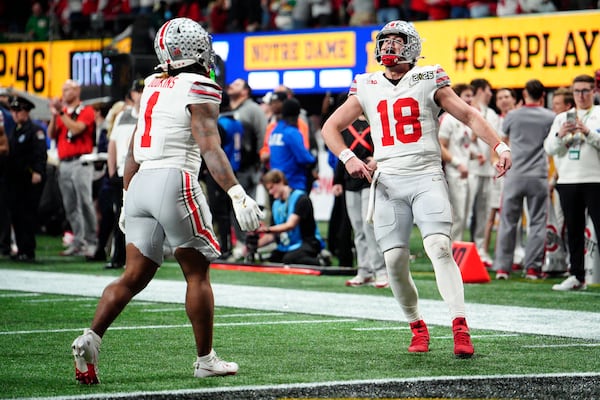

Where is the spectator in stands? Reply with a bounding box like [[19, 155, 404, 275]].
[[410, 0, 430, 20], [257, 169, 323, 265], [271, 0, 297, 30], [229, 0, 262, 31], [209, 0, 229, 33], [25, 1, 50, 41], [545, 74, 600, 291], [348, 0, 376, 25], [310, 0, 333, 27], [177, 0, 205, 24], [47, 79, 97, 257], [375, 0, 408, 23]]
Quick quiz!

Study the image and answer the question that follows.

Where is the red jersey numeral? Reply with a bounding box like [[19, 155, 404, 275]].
[[378, 98, 422, 146], [140, 91, 159, 148]]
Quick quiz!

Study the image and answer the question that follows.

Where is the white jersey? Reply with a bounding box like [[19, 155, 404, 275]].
[[350, 65, 450, 175], [110, 106, 138, 177], [438, 112, 473, 178], [470, 105, 500, 177], [134, 72, 222, 177]]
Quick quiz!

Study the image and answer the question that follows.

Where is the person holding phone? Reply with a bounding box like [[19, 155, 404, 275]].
[[544, 74, 600, 291]]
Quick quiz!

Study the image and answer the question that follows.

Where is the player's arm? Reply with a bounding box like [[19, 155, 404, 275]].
[[190, 102, 239, 191], [321, 95, 372, 182], [190, 102, 262, 231], [437, 86, 512, 176]]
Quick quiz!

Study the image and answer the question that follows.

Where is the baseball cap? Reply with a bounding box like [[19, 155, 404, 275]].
[[269, 91, 288, 103]]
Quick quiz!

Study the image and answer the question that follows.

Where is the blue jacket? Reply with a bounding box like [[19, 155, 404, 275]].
[[268, 120, 315, 190]]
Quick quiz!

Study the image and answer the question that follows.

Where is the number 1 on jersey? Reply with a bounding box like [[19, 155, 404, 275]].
[[141, 91, 159, 148]]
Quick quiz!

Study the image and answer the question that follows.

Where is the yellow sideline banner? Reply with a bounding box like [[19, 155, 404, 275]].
[[412, 11, 599, 87]]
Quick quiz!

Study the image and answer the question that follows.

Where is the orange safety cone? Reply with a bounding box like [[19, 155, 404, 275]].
[[451, 241, 491, 283]]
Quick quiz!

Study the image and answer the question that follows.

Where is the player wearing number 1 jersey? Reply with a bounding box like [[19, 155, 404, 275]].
[[70, 18, 263, 384], [321, 20, 512, 358]]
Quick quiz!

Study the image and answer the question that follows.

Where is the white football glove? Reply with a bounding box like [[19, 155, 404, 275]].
[[118, 190, 127, 234], [227, 184, 264, 231]]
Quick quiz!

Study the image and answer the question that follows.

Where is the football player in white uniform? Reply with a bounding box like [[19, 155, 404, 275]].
[[321, 20, 512, 358], [71, 18, 263, 384]]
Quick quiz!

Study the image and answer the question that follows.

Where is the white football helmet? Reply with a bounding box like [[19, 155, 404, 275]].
[[154, 18, 215, 72], [375, 20, 423, 66]]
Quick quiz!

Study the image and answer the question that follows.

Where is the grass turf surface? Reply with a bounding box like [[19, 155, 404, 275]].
[[0, 233, 599, 399]]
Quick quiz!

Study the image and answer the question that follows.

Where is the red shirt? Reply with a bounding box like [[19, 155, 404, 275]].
[[55, 105, 96, 160]]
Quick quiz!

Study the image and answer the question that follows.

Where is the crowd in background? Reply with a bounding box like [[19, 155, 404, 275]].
[[1, 69, 598, 292], [1, 0, 598, 42]]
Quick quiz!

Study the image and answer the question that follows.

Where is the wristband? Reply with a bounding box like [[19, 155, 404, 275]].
[[339, 148, 357, 164], [493, 142, 510, 156]]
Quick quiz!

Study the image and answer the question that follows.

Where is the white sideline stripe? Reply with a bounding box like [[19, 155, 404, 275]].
[[25, 298, 96, 303], [524, 343, 600, 348], [436, 334, 520, 339], [352, 327, 409, 331], [351, 327, 520, 339], [0, 318, 358, 335], [1, 269, 600, 340], [14, 372, 600, 400], [0, 292, 41, 298]]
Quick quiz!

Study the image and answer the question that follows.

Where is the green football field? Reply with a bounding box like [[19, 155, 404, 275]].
[[1, 233, 599, 399]]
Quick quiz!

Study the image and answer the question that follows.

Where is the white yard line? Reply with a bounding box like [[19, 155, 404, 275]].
[[1, 268, 599, 340], [0, 319, 358, 336]]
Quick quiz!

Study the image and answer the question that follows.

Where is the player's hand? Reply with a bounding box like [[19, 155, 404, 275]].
[[228, 184, 264, 231], [495, 151, 512, 178], [118, 190, 127, 234], [345, 157, 373, 183]]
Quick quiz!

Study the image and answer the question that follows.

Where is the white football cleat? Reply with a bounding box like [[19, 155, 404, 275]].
[[193, 349, 238, 378], [72, 328, 101, 384]]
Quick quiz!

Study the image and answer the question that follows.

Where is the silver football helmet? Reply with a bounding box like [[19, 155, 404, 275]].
[[375, 20, 423, 66], [154, 18, 215, 72]]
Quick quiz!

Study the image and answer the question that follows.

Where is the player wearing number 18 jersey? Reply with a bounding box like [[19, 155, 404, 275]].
[[322, 20, 513, 358], [70, 18, 263, 384]]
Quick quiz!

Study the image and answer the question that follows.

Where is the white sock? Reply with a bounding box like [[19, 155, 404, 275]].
[[423, 234, 466, 319], [384, 247, 421, 322]]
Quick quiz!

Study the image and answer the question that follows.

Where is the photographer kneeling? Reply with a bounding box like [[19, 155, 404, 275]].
[[256, 169, 324, 265]]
